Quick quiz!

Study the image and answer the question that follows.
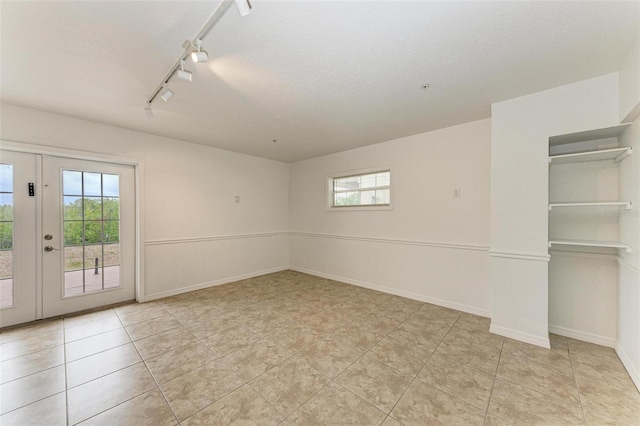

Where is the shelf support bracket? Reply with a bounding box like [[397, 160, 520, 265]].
[[614, 147, 632, 163]]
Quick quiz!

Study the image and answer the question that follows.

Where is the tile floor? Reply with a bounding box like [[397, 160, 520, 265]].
[[1, 270, 638, 425]]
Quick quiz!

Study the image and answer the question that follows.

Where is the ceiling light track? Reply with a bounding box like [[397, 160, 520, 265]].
[[144, 0, 251, 116]]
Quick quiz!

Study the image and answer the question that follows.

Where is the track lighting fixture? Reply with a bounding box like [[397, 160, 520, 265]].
[[191, 39, 209, 63], [145, 0, 253, 114], [160, 85, 174, 102], [177, 60, 192, 82], [234, 0, 252, 17]]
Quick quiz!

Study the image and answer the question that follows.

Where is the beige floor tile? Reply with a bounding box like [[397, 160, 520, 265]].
[[0, 391, 66, 426], [332, 322, 388, 353], [571, 348, 635, 387], [117, 305, 169, 327], [78, 389, 177, 426], [501, 337, 572, 374], [221, 338, 296, 381], [487, 379, 584, 425], [390, 379, 485, 426], [432, 335, 501, 375], [299, 337, 362, 378], [289, 382, 386, 425], [411, 303, 461, 322], [200, 325, 261, 357], [67, 362, 157, 425], [250, 355, 330, 417], [67, 342, 142, 388], [125, 316, 182, 341], [114, 301, 160, 315], [497, 350, 580, 403], [382, 415, 404, 426], [0, 330, 63, 361], [366, 335, 435, 376], [0, 345, 64, 384], [65, 327, 131, 362], [181, 385, 284, 426], [63, 309, 116, 329], [65, 316, 123, 342], [0, 365, 65, 415], [133, 326, 197, 359], [0, 320, 62, 345], [386, 318, 449, 347], [336, 355, 413, 413], [161, 359, 245, 421], [418, 352, 495, 410], [577, 374, 640, 424], [145, 341, 214, 384], [447, 320, 504, 348]]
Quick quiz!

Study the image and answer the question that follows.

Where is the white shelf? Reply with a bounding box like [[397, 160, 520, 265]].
[[549, 123, 632, 146], [549, 147, 632, 164], [548, 201, 631, 210], [548, 238, 631, 253]]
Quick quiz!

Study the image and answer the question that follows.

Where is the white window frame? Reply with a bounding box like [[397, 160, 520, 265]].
[[326, 166, 393, 211]]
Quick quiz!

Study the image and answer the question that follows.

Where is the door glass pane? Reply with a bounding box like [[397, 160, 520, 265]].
[[63, 171, 82, 195], [83, 173, 101, 196], [0, 164, 13, 308], [62, 170, 120, 296]]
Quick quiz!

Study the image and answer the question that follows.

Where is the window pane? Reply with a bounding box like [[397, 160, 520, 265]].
[[0, 164, 13, 193], [64, 221, 83, 246], [0, 194, 13, 221], [334, 176, 360, 191], [103, 198, 119, 220], [103, 243, 120, 267], [360, 190, 376, 204], [64, 246, 83, 271], [0, 222, 12, 250], [63, 171, 82, 195], [83, 173, 102, 196], [84, 221, 103, 244], [376, 172, 390, 187], [64, 196, 82, 220], [360, 174, 376, 189], [376, 188, 390, 204], [103, 220, 119, 243], [102, 174, 119, 197], [84, 244, 102, 273], [83, 197, 102, 220], [0, 277, 13, 308], [0, 250, 12, 279]]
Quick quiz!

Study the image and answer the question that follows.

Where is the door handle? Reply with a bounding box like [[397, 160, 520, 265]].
[[44, 246, 60, 252]]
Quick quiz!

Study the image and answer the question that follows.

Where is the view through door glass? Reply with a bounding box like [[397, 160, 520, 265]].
[[63, 170, 121, 296], [0, 164, 14, 308]]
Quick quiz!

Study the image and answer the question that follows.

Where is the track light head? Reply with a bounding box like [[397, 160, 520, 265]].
[[234, 0, 252, 16], [144, 104, 153, 118], [177, 60, 192, 82], [191, 39, 209, 63], [160, 85, 174, 102]]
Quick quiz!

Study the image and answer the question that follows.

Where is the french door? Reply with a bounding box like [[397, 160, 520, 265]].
[[0, 151, 136, 327]]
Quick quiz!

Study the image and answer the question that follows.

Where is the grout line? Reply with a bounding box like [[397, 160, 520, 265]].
[[483, 339, 504, 426], [567, 344, 589, 426]]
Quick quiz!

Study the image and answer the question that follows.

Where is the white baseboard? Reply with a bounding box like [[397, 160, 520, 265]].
[[289, 266, 491, 318], [548, 324, 616, 348], [616, 342, 640, 392], [489, 324, 551, 348], [140, 266, 289, 302]]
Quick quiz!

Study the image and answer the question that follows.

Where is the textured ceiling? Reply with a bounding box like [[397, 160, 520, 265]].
[[1, 1, 639, 162]]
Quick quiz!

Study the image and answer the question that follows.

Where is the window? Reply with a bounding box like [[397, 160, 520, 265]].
[[0, 164, 14, 308], [327, 168, 392, 210], [62, 170, 121, 296]]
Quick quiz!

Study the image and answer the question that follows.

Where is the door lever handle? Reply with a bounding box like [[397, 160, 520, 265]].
[[44, 246, 61, 252]]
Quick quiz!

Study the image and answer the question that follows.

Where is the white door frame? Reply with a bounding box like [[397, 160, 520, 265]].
[[0, 139, 146, 317]]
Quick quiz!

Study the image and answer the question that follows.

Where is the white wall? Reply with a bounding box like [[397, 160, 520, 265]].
[[619, 41, 640, 122], [617, 117, 640, 390], [0, 103, 290, 301], [490, 73, 620, 347], [289, 119, 491, 316]]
